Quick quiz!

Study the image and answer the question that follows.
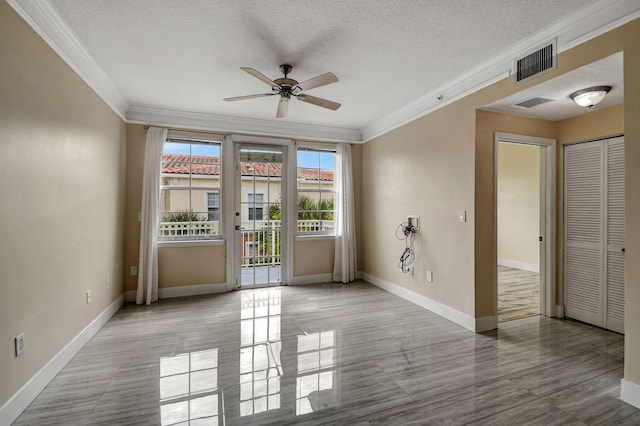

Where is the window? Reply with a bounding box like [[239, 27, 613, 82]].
[[296, 148, 336, 235], [207, 191, 220, 221], [160, 139, 222, 240], [248, 193, 264, 221]]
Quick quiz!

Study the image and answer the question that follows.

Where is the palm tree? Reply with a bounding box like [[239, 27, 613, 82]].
[[297, 195, 318, 220], [319, 198, 334, 220]]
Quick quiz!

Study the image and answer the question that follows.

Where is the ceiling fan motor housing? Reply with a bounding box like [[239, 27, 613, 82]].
[[279, 64, 292, 76]]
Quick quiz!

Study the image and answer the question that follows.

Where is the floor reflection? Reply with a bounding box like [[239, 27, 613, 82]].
[[159, 348, 223, 425], [296, 330, 339, 415], [240, 290, 283, 416]]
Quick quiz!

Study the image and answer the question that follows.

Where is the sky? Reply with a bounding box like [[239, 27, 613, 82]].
[[164, 142, 335, 170]]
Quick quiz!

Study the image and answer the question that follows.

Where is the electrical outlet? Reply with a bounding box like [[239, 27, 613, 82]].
[[15, 333, 24, 357], [86, 290, 92, 304], [130, 266, 138, 276], [427, 270, 433, 282], [105, 273, 110, 287]]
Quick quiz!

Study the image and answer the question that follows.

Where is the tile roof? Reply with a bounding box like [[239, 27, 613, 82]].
[[162, 154, 334, 181]]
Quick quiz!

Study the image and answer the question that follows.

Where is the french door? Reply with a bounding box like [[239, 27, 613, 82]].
[[235, 144, 287, 288]]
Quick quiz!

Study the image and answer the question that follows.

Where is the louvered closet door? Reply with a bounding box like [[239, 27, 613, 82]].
[[605, 137, 625, 333], [564, 137, 625, 333], [564, 142, 604, 328]]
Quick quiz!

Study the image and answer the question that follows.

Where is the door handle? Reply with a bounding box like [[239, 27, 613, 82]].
[[622, 248, 625, 253]]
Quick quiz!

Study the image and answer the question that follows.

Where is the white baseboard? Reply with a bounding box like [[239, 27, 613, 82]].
[[361, 272, 482, 332], [621, 379, 640, 409], [292, 273, 333, 285], [0, 294, 124, 426], [498, 259, 540, 273], [125, 283, 228, 302], [159, 282, 227, 298]]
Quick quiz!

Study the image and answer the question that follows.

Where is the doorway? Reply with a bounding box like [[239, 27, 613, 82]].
[[494, 133, 556, 322], [235, 144, 287, 288]]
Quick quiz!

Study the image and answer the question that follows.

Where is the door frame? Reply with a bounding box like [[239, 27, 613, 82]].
[[225, 135, 294, 290], [494, 132, 557, 320]]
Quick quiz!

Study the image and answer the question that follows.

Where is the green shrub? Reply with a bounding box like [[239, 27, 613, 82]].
[[162, 210, 205, 222]]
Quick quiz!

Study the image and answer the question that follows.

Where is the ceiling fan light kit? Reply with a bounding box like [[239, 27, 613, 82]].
[[224, 64, 341, 118], [569, 85, 611, 108]]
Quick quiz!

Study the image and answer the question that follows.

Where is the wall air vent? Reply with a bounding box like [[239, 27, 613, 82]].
[[514, 97, 555, 109], [514, 39, 557, 85]]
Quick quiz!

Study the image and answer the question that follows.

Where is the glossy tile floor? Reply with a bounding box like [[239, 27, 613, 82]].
[[14, 281, 638, 425], [498, 266, 540, 322]]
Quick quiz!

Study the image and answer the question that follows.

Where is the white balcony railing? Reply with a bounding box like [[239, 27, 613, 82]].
[[160, 219, 334, 267], [159, 221, 219, 237]]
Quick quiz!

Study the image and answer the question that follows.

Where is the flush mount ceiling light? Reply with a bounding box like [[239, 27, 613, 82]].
[[569, 85, 611, 108]]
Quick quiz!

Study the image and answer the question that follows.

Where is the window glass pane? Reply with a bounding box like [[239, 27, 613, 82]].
[[319, 152, 335, 170], [160, 139, 222, 240], [296, 148, 336, 235], [248, 193, 265, 221], [297, 150, 320, 169]]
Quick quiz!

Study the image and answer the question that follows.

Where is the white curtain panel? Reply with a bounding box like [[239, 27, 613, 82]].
[[136, 127, 167, 305], [333, 143, 357, 283]]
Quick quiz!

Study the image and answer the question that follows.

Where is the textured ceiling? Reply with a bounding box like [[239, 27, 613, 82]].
[[44, 0, 609, 132]]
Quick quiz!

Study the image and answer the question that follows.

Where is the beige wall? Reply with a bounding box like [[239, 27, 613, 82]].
[[0, 2, 126, 407], [362, 100, 477, 315], [497, 143, 540, 268], [159, 246, 226, 286]]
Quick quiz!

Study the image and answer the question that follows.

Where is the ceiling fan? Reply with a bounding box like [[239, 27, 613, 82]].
[[223, 64, 341, 118]]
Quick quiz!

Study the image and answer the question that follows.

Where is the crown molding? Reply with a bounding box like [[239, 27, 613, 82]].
[[127, 106, 363, 143], [361, 0, 640, 142], [7, 0, 128, 120]]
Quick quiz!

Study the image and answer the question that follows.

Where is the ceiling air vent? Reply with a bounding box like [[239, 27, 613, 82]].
[[514, 97, 555, 109], [514, 39, 557, 85]]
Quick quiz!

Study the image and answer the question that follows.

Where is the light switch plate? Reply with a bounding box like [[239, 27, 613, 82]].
[[458, 210, 467, 223], [15, 333, 24, 357], [408, 215, 420, 230]]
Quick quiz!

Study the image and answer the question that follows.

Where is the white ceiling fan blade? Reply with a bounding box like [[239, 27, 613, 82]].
[[297, 94, 341, 111], [276, 97, 289, 118], [223, 93, 275, 101], [294, 72, 338, 92], [241, 67, 280, 88]]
